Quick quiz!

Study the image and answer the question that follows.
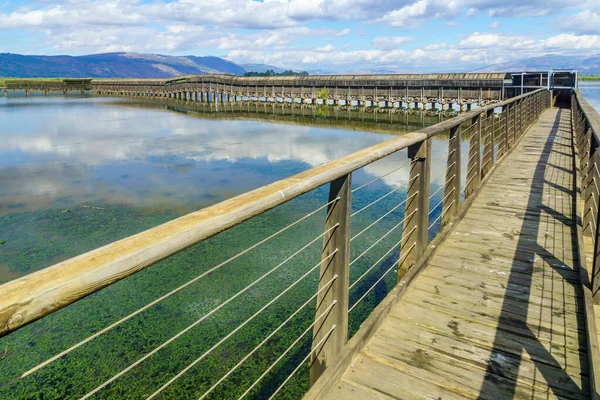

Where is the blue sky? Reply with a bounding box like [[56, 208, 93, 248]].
[[0, 0, 599, 72]]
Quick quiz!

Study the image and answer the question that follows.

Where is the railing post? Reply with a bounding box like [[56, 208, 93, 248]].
[[528, 95, 532, 127], [465, 114, 481, 197], [583, 140, 596, 237], [442, 126, 461, 228], [518, 99, 523, 137], [511, 101, 517, 146], [398, 139, 431, 280], [310, 174, 351, 385], [482, 109, 495, 177], [500, 105, 509, 157]]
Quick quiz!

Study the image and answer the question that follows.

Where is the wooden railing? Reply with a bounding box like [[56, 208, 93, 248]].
[[0, 88, 550, 398], [573, 90, 600, 302]]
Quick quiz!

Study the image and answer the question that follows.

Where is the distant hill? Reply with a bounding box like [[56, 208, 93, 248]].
[[475, 54, 600, 74], [0, 52, 247, 78]]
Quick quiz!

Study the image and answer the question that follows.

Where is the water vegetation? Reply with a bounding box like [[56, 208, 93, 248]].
[[0, 179, 443, 398]]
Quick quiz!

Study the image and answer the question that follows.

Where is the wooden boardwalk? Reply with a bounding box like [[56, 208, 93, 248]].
[[318, 108, 591, 399]]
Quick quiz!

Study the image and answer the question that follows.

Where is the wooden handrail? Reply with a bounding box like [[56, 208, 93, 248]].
[[573, 90, 600, 303], [571, 89, 600, 400], [0, 88, 546, 338]]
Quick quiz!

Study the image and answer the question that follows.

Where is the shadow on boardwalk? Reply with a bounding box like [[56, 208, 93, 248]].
[[479, 108, 589, 398]]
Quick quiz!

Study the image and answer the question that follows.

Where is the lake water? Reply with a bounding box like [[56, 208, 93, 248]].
[[0, 95, 461, 399], [580, 81, 600, 113]]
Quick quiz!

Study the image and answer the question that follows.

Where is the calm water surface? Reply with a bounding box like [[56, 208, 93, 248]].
[[0, 95, 461, 399], [0, 96, 395, 216], [580, 81, 600, 113]]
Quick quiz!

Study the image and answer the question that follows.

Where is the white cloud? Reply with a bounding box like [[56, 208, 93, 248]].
[[379, 1, 429, 27], [543, 33, 600, 49], [371, 36, 415, 50], [315, 44, 335, 53], [336, 28, 351, 37], [559, 10, 600, 34], [0, 0, 598, 72]]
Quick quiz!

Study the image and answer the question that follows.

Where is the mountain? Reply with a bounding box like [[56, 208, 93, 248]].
[[0, 52, 246, 78], [475, 54, 600, 74]]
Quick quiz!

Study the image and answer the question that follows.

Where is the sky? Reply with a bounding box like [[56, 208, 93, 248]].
[[0, 0, 599, 72]]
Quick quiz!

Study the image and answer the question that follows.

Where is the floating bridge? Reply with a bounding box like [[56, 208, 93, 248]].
[[1, 72, 599, 399]]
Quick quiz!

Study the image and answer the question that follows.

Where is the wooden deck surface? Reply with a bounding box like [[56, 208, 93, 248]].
[[321, 108, 591, 399]]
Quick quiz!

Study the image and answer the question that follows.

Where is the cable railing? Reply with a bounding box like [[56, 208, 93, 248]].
[[0, 88, 550, 399]]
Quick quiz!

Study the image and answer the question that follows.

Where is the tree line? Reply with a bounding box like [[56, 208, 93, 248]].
[[244, 70, 309, 77]]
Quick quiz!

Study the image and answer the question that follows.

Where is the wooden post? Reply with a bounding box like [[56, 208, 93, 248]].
[[527, 96, 533, 127], [583, 144, 597, 237], [465, 114, 481, 198], [581, 128, 593, 194], [511, 102, 517, 146], [398, 139, 431, 280], [498, 105, 509, 158], [482, 109, 495, 178], [442, 126, 461, 228], [517, 100, 522, 137], [310, 174, 351, 385]]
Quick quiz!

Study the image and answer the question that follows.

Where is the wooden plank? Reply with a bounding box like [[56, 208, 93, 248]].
[[412, 277, 585, 319], [376, 315, 588, 383], [384, 305, 588, 374], [424, 262, 582, 297], [406, 290, 586, 339], [325, 380, 391, 400], [365, 332, 588, 400], [429, 245, 579, 280], [342, 355, 472, 400]]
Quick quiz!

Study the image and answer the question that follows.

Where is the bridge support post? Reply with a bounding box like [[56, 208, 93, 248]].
[[398, 139, 431, 279], [482, 109, 495, 178], [310, 173, 351, 385], [465, 114, 482, 198], [442, 126, 461, 228]]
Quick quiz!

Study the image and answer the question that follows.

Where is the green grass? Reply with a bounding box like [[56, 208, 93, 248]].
[[579, 75, 600, 81]]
